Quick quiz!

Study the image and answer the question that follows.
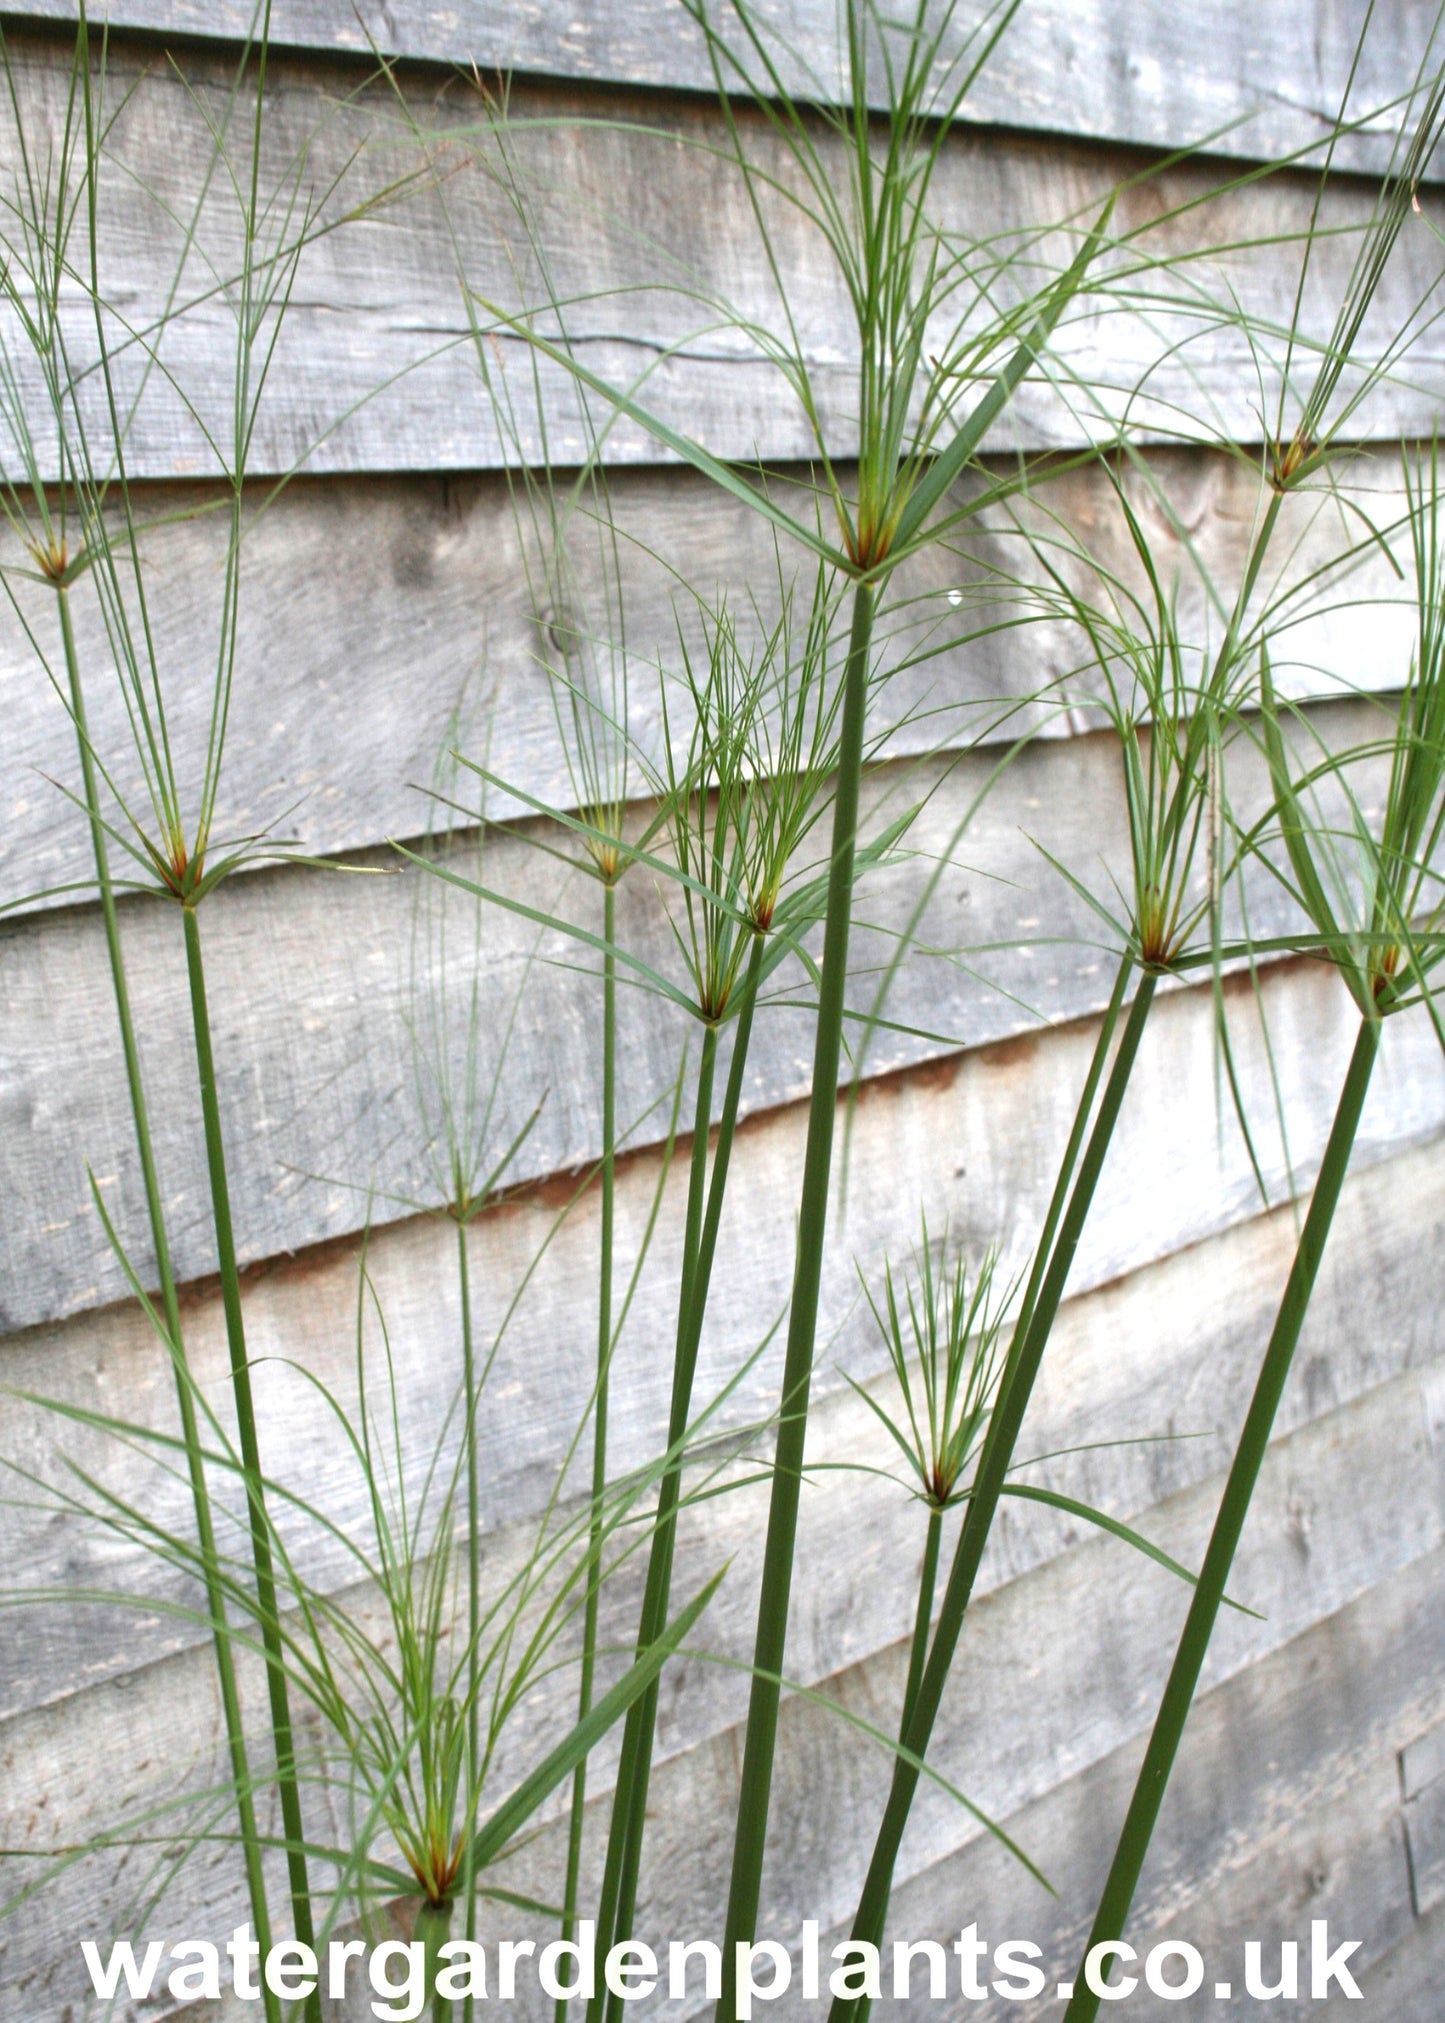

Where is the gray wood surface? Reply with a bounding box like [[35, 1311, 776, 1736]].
[[4, 960, 1442, 1724], [1, 34, 1442, 482], [0, 704, 1425, 1334], [3, 13, 1443, 2017], [6, 1181, 1441, 2015], [1359, 1898, 1445, 2020], [1, 446, 1421, 920], [10, 0, 1442, 180], [565, 1356, 1442, 2016], [870, 1538, 1443, 2018]]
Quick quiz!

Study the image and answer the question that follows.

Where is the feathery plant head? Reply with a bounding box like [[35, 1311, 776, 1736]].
[[412, 79, 641, 883], [535, 533, 632, 884], [511, 448, 639, 885], [0, 15, 114, 590], [1251, 436, 1445, 1027], [0, 2, 359, 907], [853, 1216, 1007, 1510], [407, 728, 545, 1224], [1023, 460, 1252, 972], [687, 0, 1105, 576], [651, 556, 846, 1018], [13, 1229, 694, 1919], [454, 0, 1111, 593], [1268, 31, 1445, 492]]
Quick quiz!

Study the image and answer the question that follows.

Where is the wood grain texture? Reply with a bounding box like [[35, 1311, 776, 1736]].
[[0, 699, 1426, 1334], [516, 1357, 1443, 2023], [1, 32, 1442, 482], [3, 956, 1441, 1724], [5, 1162, 1442, 2018], [10, 0, 1442, 181], [1, 13, 1441, 2010], [865, 1539, 1444, 2018], [1357, 1898, 1445, 2020], [0, 445, 1422, 920]]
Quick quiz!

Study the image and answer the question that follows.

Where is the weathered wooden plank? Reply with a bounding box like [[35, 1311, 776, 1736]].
[[4, 971, 1442, 1738], [0, 446, 1421, 921], [8, 1336, 1437, 2018], [11, 0, 1442, 182], [866, 1542, 1442, 2019], [1353, 1898, 1445, 2020], [1, 34, 1442, 481], [0, 702, 1428, 1333], [517, 1359, 1443, 2020]]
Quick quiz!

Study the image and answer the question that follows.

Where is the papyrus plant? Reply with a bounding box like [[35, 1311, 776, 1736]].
[[1063, 437, 1445, 2019], [0, 10, 330, 2007], [825, 34, 1445, 1983], [439, 13, 1112, 2004]]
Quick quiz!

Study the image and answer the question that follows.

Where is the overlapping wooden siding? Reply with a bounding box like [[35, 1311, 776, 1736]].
[[1, 5, 1443, 2020], [14, 0, 1444, 176], [2, 29, 1444, 482], [2, 449, 1422, 916]]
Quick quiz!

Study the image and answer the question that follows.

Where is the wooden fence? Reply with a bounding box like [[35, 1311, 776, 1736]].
[[3, 4, 1445, 2017]]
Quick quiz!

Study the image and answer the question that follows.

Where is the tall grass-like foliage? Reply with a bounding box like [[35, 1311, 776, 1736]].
[[7, 0, 1445, 2014], [1062, 440, 1445, 2018], [446, 12, 1115, 2001], [0, 13, 327, 2011], [825, 33, 1445, 1992]]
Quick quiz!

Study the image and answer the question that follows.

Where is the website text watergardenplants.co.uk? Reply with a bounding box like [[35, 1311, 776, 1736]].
[[80, 1918, 1368, 2015]]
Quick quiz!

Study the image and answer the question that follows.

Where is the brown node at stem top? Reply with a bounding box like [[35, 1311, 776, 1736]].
[[1269, 431, 1317, 492], [590, 839, 622, 884], [927, 1460, 955, 1507], [27, 533, 68, 582]]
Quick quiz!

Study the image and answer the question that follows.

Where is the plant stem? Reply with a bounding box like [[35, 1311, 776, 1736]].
[[589, 933, 765, 2021], [851, 1502, 944, 2023], [585, 1018, 717, 2017], [716, 580, 875, 2021], [559, 879, 617, 2023], [901, 1507, 943, 1744], [58, 586, 281, 2019], [457, 1209, 480, 2023], [1063, 1012, 1380, 2022], [181, 902, 319, 2019], [416, 1895, 456, 2023], [828, 964, 1156, 2022]]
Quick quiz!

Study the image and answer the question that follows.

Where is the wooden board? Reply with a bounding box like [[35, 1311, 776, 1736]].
[[5, 1213, 1442, 2016], [9, 0, 1442, 181], [4, 992, 1442, 1729], [520, 1359, 1443, 2009], [1, 34, 1442, 481], [1356, 1898, 1445, 2020], [0, 699, 1429, 1333], [8, 1335, 1432, 2014], [868, 1540, 1445, 2018], [0, 445, 1422, 921]]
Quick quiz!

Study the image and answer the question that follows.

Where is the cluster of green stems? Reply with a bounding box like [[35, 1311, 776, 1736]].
[[16, 5, 1445, 2017]]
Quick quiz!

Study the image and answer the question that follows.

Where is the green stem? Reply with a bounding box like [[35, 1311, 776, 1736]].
[[585, 1020, 718, 2021], [181, 902, 319, 2019], [901, 1507, 943, 1744], [589, 933, 765, 2023], [997, 958, 1134, 1426], [854, 1508, 942, 2023], [457, 1211, 480, 2023], [417, 1895, 456, 2023], [559, 880, 617, 2023], [58, 587, 281, 2020], [828, 965, 1156, 2023], [716, 580, 876, 2022], [1063, 1013, 1380, 2023]]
